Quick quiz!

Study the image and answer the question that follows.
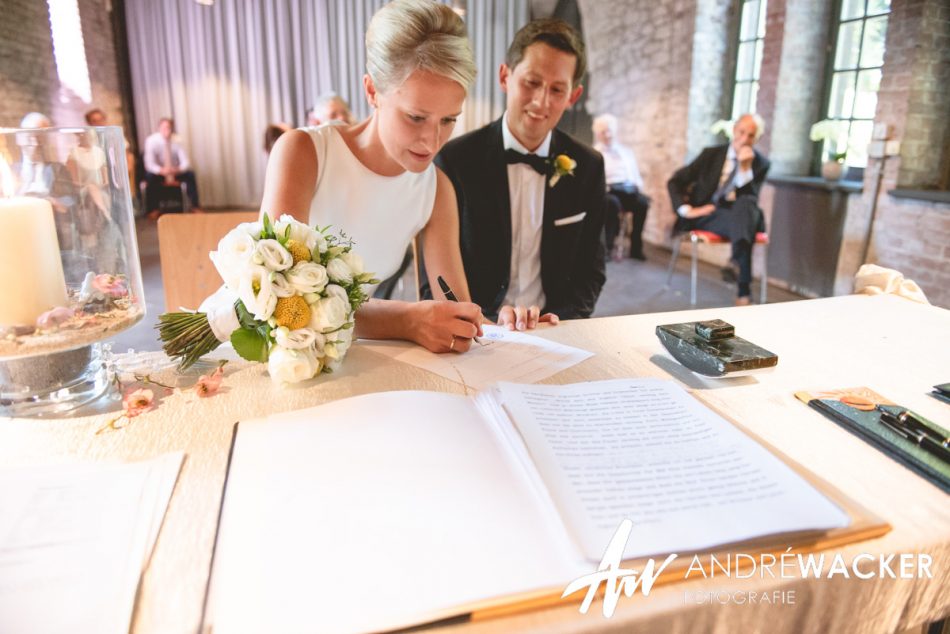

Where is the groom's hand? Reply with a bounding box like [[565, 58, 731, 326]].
[[497, 305, 559, 331]]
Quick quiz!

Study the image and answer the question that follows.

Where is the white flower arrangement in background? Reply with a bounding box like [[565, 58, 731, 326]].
[[710, 119, 734, 139], [158, 214, 377, 385], [809, 119, 849, 163]]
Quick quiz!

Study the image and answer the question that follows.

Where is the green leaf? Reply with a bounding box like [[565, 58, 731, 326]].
[[231, 327, 269, 363], [261, 213, 275, 239], [277, 224, 291, 246], [233, 300, 261, 330]]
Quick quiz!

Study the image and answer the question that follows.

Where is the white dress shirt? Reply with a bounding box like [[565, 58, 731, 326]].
[[501, 111, 550, 310], [143, 132, 191, 175], [594, 141, 644, 189], [676, 144, 755, 217]]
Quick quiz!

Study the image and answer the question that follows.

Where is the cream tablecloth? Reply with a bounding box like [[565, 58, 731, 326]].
[[1, 294, 948, 633]]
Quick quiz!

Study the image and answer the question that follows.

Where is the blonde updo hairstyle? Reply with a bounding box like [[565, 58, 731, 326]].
[[365, 0, 476, 95]]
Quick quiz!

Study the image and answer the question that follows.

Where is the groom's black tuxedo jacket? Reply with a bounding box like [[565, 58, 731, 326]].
[[434, 118, 606, 320]]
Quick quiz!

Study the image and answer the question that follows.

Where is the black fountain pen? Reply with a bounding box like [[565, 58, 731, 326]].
[[437, 276, 485, 345], [876, 407, 950, 464]]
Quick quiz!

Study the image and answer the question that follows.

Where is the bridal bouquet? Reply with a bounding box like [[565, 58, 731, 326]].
[[157, 214, 377, 385]]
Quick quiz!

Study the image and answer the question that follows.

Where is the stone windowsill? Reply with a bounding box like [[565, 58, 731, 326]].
[[766, 175, 863, 193], [888, 189, 950, 204]]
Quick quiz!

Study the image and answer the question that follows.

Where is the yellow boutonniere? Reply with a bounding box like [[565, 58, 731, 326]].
[[549, 154, 577, 187]]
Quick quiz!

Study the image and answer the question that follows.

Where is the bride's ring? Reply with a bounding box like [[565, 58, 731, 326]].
[[449, 335, 456, 351]]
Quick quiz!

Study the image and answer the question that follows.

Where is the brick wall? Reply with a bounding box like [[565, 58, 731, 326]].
[[754, 0, 785, 156], [846, 0, 950, 308], [577, 0, 697, 248], [0, 0, 126, 132], [0, 0, 58, 128]]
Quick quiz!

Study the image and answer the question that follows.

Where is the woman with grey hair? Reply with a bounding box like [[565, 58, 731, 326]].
[[259, 0, 487, 353]]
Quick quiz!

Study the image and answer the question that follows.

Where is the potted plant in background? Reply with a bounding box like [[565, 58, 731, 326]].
[[810, 119, 848, 180]]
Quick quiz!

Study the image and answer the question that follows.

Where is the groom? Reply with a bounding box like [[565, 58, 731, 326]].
[[435, 18, 606, 329]]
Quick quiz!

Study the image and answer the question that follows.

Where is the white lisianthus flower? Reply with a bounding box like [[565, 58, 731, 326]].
[[339, 251, 364, 276], [308, 295, 348, 332], [236, 221, 263, 239], [210, 230, 256, 290], [324, 326, 354, 360], [326, 257, 353, 284], [254, 239, 293, 271], [270, 271, 295, 298], [267, 345, 321, 385], [274, 326, 320, 350], [238, 264, 278, 320], [286, 261, 329, 294], [324, 283, 349, 304], [314, 233, 328, 254], [274, 214, 318, 251]]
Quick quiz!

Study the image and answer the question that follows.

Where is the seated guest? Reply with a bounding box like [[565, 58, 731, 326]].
[[143, 117, 201, 218], [592, 113, 650, 261], [667, 113, 770, 305], [436, 18, 606, 329], [304, 93, 354, 127], [85, 107, 136, 201], [263, 123, 291, 156]]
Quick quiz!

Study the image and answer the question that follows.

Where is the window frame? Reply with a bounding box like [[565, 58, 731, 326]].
[[815, 0, 891, 176], [727, 0, 769, 120]]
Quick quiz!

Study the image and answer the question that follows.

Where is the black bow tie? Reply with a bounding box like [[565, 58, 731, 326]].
[[504, 148, 549, 175]]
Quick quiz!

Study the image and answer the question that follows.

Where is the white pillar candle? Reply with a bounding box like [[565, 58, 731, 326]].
[[0, 196, 68, 327]]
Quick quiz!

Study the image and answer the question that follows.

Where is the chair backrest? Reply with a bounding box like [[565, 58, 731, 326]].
[[157, 211, 258, 311]]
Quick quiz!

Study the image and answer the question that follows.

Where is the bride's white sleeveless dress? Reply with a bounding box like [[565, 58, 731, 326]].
[[303, 122, 436, 284]]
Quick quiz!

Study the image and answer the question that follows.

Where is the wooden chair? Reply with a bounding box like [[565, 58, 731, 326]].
[[157, 211, 258, 311], [664, 230, 769, 306]]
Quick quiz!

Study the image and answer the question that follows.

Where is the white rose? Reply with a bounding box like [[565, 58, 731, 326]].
[[270, 271, 295, 298], [273, 326, 322, 350], [238, 264, 277, 320], [339, 251, 364, 276], [308, 295, 348, 332], [324, 283, 349, 304], [267, 345, 320, 385], [286, 261, 328, 294], [254, 239, 293, 271], [274, 214, 318, 251], [326, 257, 353, 284]]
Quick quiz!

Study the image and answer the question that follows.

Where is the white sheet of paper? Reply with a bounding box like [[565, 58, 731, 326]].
[[496, 379, 851, 560], [360, 325, 593, 390], [208, 391, 587, 634], [0, 453, 183, 634]]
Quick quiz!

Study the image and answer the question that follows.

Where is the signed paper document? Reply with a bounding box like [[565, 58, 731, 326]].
[[0, 453, 183, 634], [360, 325, 593, 390], [207, 380, 851, 634]]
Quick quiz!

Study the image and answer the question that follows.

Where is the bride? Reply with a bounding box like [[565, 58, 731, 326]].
[[263, 0, 486, 353]]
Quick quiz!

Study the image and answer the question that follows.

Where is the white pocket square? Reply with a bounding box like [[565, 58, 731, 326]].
[[553, 212, 586, 226]]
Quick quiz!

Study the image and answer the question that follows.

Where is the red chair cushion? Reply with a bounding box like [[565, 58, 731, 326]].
[[689, 230, 769, 244]]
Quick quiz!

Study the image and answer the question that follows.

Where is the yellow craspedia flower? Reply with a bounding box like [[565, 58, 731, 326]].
[[273, 295, 311, 330], [555, 154, 576, 172], [285, 239, 312, 265]]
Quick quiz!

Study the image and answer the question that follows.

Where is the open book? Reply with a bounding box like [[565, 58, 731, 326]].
[[206, 379, 885, 634]]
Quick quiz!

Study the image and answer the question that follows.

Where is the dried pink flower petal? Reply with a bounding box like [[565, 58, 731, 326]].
[[122, 388, 154, 417]]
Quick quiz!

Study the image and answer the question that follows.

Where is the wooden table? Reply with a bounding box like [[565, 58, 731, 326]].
[[2, 294, 948, 633]]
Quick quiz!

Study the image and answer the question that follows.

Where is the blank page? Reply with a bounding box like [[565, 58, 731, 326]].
[[208, 391, 586, 634]]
